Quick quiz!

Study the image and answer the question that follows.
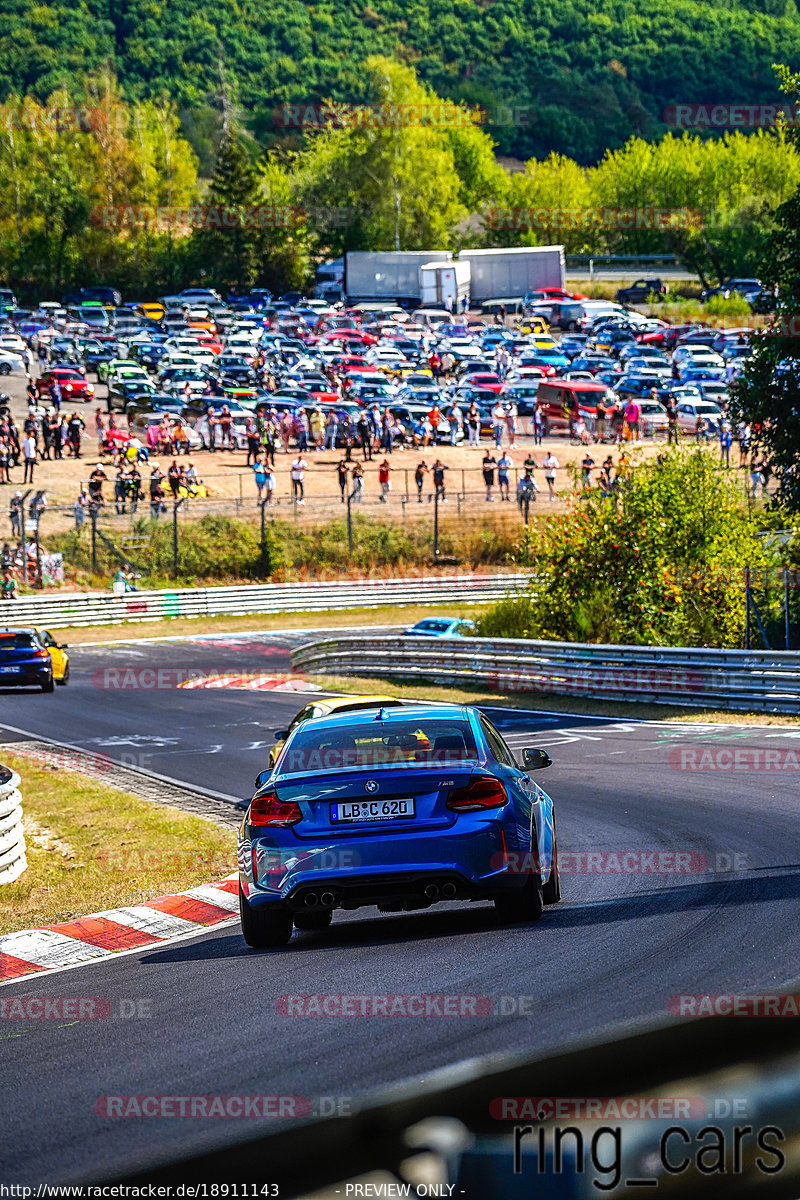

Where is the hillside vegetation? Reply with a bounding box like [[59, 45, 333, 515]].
[[1, 0, 799, 162]]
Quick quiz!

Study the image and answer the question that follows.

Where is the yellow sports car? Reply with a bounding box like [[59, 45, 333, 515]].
[[35, 629, 70, 685], [267, 695, 403, 767]]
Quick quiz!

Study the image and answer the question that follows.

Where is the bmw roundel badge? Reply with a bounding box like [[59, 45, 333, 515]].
[[364, 780, 379, 793]]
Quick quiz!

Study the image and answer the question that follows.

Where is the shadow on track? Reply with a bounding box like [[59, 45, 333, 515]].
[[139, 869, 800, 964]]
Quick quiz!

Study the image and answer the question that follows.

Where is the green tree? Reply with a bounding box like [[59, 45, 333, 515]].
[[478, 449, 772, 647], [195, 122, 262, 290]]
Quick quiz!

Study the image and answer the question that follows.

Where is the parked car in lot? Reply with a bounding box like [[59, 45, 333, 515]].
[[675, 399, 723, 435], [36, 366, 94, 400], [536, 379, 612, 437], [238, 704, 560, 946], [615, 278, 668, 305]]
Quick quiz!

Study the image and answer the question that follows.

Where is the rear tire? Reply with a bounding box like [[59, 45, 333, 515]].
[[41, 675, 55, 693], [56, 664, 70, 686], [494, 862, 544, 923], [293, 909, 333, 932], [542, 820, 562, 905], [239, 885, 293, 948]]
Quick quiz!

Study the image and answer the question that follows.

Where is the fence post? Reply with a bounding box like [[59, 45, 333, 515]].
[[433, 487, 440, 560], [347, 488, 354, 554], [785, 567, 791, 651], [172, 498, 185, 578], [91, 507, 97, 572], [745, 566, 750, 650], [260, 499, 272, 577]]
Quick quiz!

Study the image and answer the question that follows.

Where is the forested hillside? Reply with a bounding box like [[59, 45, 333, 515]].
[[1, 0, 799, 162]]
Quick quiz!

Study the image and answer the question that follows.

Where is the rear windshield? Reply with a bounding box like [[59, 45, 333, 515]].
[[417, 620, 450, 632], [278, 718, 478, 775], [0, 633, 37, 649]]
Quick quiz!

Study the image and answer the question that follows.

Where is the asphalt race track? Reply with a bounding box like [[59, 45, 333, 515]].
[[1, 628, 799, 1185]]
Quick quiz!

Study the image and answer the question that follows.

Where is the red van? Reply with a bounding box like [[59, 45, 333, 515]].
[[536, 379, 613, 437]]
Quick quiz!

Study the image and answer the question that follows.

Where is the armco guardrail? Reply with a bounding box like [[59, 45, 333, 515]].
[[0, 767, 26, 885], [291, 634, 800, 713], [0, 575, 526, 630]]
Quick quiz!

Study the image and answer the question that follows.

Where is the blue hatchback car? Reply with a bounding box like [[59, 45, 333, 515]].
[[238, 704, 560, 948]]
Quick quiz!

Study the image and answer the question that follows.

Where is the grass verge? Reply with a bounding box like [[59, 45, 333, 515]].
[[307, 673, 799, 726], [0, 752, 235, 935]]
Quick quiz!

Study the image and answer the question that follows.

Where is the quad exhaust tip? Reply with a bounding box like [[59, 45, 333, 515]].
[[441, 881, 457, 899], [424, 884, 440, 901], [320, 891, 336, 907]]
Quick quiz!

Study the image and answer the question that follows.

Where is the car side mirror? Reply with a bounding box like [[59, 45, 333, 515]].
[[273, 729, 289, 741], [254, 769, 272, 790], [522, 748, 552, 771], [59, 643, 68, 649]]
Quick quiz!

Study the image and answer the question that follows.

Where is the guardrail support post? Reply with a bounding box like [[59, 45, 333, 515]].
[[784, 567, 791, 651], [91, 507, 97, 572]]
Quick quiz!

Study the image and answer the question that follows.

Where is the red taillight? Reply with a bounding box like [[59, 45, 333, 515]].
[[249, 789, 302, 827], [446, 778, 508, 813], [34, 649, 50, 659]]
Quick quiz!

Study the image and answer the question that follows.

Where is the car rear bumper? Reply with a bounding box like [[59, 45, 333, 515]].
[[240, 821, 522, 910]]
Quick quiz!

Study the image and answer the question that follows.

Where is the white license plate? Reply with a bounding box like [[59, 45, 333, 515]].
[[0, 666, 21, 674], [331, 798, 415, 823]]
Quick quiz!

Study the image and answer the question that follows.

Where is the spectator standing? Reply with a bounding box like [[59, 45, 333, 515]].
[[67, 411, 84, 457], [466, 402, 480, 448], [505, 402, 518, 448], [10, 491, 22, 538], [290, 454, 307, 504], [482, 451, 497, 501], [253, 454, 269, 503], [337, 458, 349, 503], [114, 466, 127, 514], [378, 458, 391, 502], [491, 400, 505, 448], [432, 459, 448, 502], [542, 451, 559, 501], [666, 399, 679, 445], [414, 460, 429, 503], [497, 450, 512, 501], [719, 419, 733, 467], [22, 430, 37, 483], [245, 417, 259, 466], [351, 462, 364, 503]]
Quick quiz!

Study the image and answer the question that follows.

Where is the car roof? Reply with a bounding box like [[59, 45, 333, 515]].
[[303, 704, 469, 731], [317, 695, 401, 714]]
